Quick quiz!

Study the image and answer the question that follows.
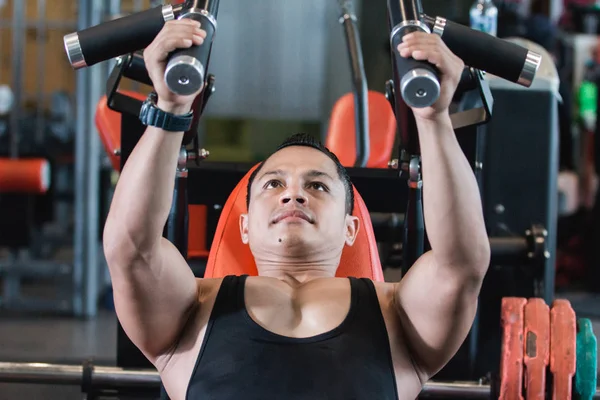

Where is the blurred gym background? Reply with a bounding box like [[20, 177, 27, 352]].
[[0, 0, 598, 398]]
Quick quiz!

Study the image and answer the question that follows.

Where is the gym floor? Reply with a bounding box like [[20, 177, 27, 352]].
[[0, 281, 599, 399]]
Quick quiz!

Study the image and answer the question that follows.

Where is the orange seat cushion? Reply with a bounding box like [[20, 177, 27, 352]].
[[326, 90, 396, 169], [205, 164, 384, 281]]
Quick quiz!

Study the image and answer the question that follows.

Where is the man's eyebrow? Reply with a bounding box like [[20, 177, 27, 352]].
[[258, 169, 285, 181], [258, 169, 334, 181], [306, 170, 334, 180]]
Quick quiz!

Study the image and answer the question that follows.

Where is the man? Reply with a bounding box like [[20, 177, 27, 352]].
[[103, 18, 491, 400]]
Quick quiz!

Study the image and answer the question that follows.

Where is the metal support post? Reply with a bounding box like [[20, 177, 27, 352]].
[[73, 0, 104, 318]]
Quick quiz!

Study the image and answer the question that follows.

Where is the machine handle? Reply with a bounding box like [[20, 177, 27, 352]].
[[64, 5, 174, 69], [432, 17, 541, 87], [390, 23, 441, 108], [165, 8, 218, 96]]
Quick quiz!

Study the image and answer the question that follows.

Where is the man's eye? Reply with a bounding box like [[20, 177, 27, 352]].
[[265, 180, 283, 189], [309, 182, 327, 191]]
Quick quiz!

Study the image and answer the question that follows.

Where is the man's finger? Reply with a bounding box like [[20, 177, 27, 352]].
[[157, 27, 205, 52], [398, 43, 438, 62], [165, 18, 201, 28], [399, 45, 462, 81], [156, 36, 197, 59], [398, 41, 463, 74], [409, 49, 442, 68], [401, 31, 438, 45], [160, 23, 206, 39], [399, 44, 459, 66], [401, 32, 455, 58]]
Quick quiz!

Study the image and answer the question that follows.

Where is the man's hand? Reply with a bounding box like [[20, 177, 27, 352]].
[[143, 19, 207, 114], [397, 32, 464, 121]]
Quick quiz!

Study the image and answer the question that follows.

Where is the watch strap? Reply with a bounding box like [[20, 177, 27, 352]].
[[139, 92, 194, 132], [144, 104, 193, 132]]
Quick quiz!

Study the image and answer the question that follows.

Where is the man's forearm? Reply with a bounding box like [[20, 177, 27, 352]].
[[416, 113, 490, 275], [105, 106, 187, 257]]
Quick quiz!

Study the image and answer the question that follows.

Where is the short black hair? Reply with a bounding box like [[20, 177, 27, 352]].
[[246, 133, 354, 215]]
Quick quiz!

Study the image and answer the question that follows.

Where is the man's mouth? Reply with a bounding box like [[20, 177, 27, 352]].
[[272, 210, 313, 224]]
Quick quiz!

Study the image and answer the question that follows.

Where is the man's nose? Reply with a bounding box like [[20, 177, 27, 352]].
[[280, 184, 307, 206]]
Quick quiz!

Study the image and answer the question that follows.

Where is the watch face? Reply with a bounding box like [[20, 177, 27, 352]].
[[139, 100, 151, 120]]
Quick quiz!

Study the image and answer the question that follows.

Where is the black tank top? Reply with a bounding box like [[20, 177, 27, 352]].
[[185, 275, 399, 400]]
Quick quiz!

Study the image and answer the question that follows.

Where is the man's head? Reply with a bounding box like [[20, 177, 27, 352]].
[[240, 133, 359, 265]]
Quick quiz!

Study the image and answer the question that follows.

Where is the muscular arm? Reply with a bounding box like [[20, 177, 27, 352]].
[[103, 117, 198, 366], [103, 21, 206, 366], [394, 113, 490, 381]]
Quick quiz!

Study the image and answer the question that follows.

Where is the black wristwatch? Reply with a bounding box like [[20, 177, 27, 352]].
[[139, 91, 194, 132]]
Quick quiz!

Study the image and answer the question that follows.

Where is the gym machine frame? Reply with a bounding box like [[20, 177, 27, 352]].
[[64, 0, 555, 287], [0, 1, 572, 399], [382, 0, 550, 383], [382, 0, 543, 275]]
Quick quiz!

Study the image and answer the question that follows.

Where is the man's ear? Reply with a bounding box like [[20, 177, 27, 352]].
[[239, 214, 249, 244], [344, 215, 360, 246]]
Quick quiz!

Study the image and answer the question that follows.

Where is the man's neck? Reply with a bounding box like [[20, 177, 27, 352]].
[[255, 257, 338, 286]]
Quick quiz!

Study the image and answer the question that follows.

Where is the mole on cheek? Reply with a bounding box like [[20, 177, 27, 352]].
[[278, 238, 282, 243]]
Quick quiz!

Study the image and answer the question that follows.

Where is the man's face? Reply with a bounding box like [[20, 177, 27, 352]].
[[240, 146, 359, 259]]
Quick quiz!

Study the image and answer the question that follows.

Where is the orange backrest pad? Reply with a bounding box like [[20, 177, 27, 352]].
[[204, 164, 385, 281], [188, 205, 210, 259], [326, 90, 397, 169], [94, 91, 210, 259], [95, 91, 147, 172]]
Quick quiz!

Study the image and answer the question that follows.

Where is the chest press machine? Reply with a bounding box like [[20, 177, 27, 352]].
[[1, 1, 599, 399]]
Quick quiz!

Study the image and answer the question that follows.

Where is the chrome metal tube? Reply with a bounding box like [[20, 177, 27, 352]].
[[91, 366, 161, 388], [518, 50, 542, 87], [420, 381, 491, 398], [0, 362, 83, 385], [0, 362, 160, 387], [72, 0, 90, 317], [338, 0, 369, 167], [9, 0, 25, 158], [0, 362, 598, 398]]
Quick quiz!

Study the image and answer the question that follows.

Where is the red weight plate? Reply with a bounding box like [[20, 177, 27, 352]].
[[550, 299, 576, 400], [523, 298, 550, 400], [499, 297, 527, 400]]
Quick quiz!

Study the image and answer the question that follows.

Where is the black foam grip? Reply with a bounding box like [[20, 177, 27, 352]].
[[441, 19, 528, 84], [78, 6, 165, 67], [123, 51, 153, 86], [457, 67, 476, 93], [166, 13, 216, 80], [391, 30, 440, 90]]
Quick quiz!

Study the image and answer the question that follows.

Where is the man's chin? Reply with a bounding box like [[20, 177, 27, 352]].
[[272, 233, 311, 248]]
